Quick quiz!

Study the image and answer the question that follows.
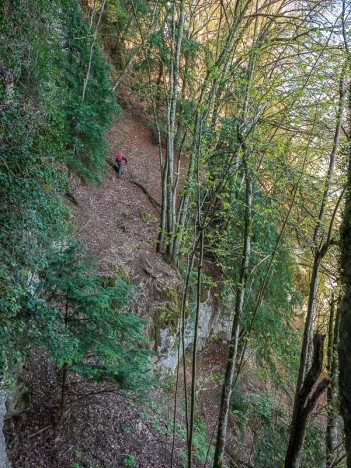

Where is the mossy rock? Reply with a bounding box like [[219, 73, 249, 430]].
[[10, 388, 31, 416], [200, 283, 210, 303], [6, 372, 31, 417], [153, 324, 161, 352], [153, 305, 179, 334], [154, 282, 182, 309], [108, 263, 133, 285]]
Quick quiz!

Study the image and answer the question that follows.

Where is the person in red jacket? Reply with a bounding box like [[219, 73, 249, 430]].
[[116, 152, 128, 178]]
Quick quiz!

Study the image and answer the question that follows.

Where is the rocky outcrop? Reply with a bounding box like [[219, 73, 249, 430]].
[[155, 288, 233, 372], [107, 251, 234, 373], [0, 390, 11, 467]]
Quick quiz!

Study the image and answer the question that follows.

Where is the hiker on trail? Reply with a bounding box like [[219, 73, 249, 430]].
[[116, 152, 127, 178]]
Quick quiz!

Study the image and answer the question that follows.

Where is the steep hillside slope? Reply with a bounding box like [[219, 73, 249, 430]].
[[70, 110, 191, 364], [4, 106, 276, 468], [4, 110, 188, 468]]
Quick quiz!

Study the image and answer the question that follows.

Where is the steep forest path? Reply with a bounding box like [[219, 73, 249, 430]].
[[69, 111, 181, 325], [71, 112, 161, 276]]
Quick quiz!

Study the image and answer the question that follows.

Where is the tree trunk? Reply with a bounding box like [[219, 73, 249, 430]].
[[187, 228, 204, 467], [294, 256, 322, 394], [285, 334, 330, 468], [287, 74, 345, 466], [171, 114, 202, 262], [164, 0, 248, 260], [338, 28, 351, 463], [213, 163, 252, 467], [157, 158, 168, 252], [298, 74, 344, 388], [159, 0, 185, 256], [56, 297, 70, 429], [54, 362, 67, 431], [339, 261, 351, 466], [82, 0, 106, 102], [326, 296, 341, 467]]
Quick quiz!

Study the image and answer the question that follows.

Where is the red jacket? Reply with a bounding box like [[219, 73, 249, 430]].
[[116, 153, 127, 164]]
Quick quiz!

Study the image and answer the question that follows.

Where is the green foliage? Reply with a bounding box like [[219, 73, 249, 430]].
[[231, 384, 325, 466], [62, 0, 119, 183], [253, 413, 326, 467], [301, 421, 326, 467], [122, 423, 131, 433], [0, 0, 70, 374], [0, 0, 124, 382], [141, 395, 214, 465], [122, 454, 137, 467], [42, 243, 152, 389], [211, 176, 301, 383], [140, 212, 150, 223], [231, 383, 285, 433]]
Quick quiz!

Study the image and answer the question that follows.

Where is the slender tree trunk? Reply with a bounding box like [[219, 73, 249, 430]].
[[57, 363, 67, 425], [338, 27, 351, 463], [170, 244, 198, 467], [287, 75, 345, 466], [339, 215, 351, 466], [158, 158, 168, 252], [160, 0, 185, 256], [188, 228, 204, 467], [295, 256, 322, 393], [165, 0, 177, 247], [285, 334, 330, 467], [155, 59, 164, 117], [171, 115, 202, 261], [304, 74, 345, 376], [326, 296, 341, 467], [82, 0, 106, 102], [56, 298, 69, 429], [213, 162, 252, 467]]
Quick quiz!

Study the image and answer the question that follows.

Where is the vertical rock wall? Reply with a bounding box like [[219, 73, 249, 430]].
[[155, 289, 233, 372]]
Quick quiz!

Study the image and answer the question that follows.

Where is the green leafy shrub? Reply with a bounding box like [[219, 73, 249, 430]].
[[123, 454, 137, 467], [61, 0, 119, 183], [230, 384, 325, 466]]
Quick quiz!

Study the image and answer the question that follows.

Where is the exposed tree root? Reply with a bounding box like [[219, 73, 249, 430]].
[[64, 192, 79, 206], [107, 160, 161, 209]]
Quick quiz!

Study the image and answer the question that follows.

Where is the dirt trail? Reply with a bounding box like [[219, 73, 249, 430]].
[[71, 113, 162, 271], [69, 112, 180, 323]]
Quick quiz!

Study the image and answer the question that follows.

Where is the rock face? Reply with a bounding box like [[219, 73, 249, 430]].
[[100, 254, 234, 373], [0, 390, 11, 468], [155, 289, 233, 372]]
